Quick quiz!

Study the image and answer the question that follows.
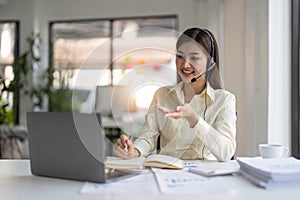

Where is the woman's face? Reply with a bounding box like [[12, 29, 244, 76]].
[[176, 41, 208, 83]]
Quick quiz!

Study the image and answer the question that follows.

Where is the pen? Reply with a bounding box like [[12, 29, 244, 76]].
[[124, 135, 133, 151]]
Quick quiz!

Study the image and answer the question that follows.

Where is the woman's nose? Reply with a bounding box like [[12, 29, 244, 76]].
[[182, 59, 192, 68]]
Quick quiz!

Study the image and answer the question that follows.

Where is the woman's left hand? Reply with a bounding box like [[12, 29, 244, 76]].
[[157, 104, 199, 128]]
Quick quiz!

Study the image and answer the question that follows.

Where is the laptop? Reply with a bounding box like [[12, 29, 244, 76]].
[[27, 112, 135, 183]]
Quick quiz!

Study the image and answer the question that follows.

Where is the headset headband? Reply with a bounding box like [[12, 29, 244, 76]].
[[202, 29, 215, 60]]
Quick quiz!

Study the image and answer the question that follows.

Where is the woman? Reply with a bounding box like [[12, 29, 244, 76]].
[[114, 28, 237, 161]]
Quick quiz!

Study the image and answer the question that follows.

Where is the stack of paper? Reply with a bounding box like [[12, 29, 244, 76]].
[[236, 157, 300, 189]]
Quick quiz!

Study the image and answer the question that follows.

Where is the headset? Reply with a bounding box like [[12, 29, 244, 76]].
[[189, 29, 217, 160], [190, 29, 216, 83]]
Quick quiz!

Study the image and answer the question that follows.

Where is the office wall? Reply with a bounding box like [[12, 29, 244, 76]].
[[223, 0, 269, 156], [0, 0, 289, 157]]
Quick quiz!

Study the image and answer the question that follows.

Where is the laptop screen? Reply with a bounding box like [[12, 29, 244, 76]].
[[27, 112, 108, 183]]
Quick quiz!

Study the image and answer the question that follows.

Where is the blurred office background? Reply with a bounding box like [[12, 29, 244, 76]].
[[0, 0, 297, 159]]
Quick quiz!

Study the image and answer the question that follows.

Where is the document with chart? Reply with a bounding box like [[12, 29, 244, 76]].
[[152, 168, 230, 194]]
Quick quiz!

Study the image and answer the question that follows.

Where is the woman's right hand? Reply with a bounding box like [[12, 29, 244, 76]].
[[157, 104, 199, 128], [113, 134, 140, 159]]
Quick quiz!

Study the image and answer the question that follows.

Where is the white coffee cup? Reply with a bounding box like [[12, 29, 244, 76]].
[[259, 144, 289, 159]]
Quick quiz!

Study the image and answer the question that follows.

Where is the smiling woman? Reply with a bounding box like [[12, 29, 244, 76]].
[[114, 28, 237, 161]]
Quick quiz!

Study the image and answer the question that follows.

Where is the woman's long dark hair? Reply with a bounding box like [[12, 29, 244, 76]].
[[176, 28, 223, 89]]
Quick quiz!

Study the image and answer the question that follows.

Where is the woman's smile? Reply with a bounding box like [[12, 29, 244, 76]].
[[181, 68, 195, 78]]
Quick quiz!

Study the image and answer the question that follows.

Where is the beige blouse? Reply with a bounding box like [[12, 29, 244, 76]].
[[134, 82, 237, 161]]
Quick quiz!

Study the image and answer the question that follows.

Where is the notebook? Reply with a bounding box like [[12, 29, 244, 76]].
[[27, 112, 136, 183], [105, 154, 184, 170]]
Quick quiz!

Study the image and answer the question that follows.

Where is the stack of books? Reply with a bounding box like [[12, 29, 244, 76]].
[[236, 157, 300, 189]]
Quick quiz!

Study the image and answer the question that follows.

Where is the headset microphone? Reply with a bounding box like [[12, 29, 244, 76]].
[[190, 63, 215, 83], [190, 71, 206, 83]]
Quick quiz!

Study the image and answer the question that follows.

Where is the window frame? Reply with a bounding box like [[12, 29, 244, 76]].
[[291, 0, 300, 158], [48, 15, 178, 86], [0, 20, 20, 124]]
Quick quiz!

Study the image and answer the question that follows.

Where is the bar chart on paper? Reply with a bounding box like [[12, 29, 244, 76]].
[[161, 173, 206, 188], [152, 169, 229, 194]]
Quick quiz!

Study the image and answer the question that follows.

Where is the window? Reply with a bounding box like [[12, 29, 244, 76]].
[[49, 16, 178, 113], [0, 21, 19, 125]]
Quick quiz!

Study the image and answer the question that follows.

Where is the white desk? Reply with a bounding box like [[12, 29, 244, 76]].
[[1, 160, 300, 200]]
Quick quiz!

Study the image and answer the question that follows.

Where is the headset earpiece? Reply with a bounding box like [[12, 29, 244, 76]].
[[202, 29, 215, 76], [207, 58, 215, 71]]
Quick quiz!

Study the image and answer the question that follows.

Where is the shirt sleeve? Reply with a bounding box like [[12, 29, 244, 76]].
[[193, 92, 237, 161], [133, 89, 161, 157]]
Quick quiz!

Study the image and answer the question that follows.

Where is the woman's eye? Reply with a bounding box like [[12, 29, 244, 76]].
[[190, 56, 200, 61]]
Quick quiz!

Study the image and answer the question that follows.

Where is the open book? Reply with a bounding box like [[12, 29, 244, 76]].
[[105, 154, 184, 170]]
